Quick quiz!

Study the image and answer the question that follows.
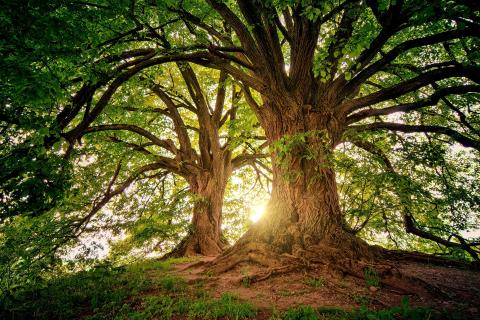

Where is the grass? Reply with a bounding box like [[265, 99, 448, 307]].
[[242, 275, 252, 288], [188, 292, 256, 319], [240, 267, 252, 288], [351, 294, 370, 306], [0, 259, 467, 320], [304, 276, 324, 288], [283, 306, 318, 320], [160, 275, 187, 292], [0, 258, 256, 320], [363, 267, 381, 288], [276, 298, 466, 320]]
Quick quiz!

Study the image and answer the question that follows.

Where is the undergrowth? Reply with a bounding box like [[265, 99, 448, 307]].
[[277, 299, 466, 320], [0, 258, 467, 320], [0, 257, 258, 320]]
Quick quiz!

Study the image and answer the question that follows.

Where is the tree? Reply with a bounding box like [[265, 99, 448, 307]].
[[1, 0, 267, 257], [69, 62, 266, 256]]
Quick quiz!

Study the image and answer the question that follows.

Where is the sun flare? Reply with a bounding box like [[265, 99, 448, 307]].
[[250, 202, 267, 223]]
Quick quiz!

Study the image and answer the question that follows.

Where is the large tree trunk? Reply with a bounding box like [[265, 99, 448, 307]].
[[166, 160, 231, 258], [212, 98, 377, 272]]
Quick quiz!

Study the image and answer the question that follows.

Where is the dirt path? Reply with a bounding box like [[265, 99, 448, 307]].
[[169, 256, 480, 317]]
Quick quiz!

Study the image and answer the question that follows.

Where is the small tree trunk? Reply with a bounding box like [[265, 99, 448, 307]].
[[166, 161, 230, 257]]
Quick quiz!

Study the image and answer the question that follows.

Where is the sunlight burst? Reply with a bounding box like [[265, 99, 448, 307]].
[[250, 202, 267, 223]]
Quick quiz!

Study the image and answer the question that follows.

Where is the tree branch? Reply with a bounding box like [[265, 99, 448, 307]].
[[213, 71, 228, 125], [73, 163, 168, 235], [231, 153, 269, 170], [340, 28, 480, 99], [64, 51, 215, 142], [80, 124, 179, 155], [206, 0, 260, 62], [351, 122, 480, 150], [341, 65, 480, 114], [346, 85, 480, 124], [150, 83, 195, 159]]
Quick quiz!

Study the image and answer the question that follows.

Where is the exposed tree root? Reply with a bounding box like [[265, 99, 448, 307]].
[[248, 265, 297, 282], [206, 236, 457, 300]]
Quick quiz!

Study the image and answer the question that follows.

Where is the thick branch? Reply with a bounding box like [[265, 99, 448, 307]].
[[80, 124, 179, 155], [206, 0, 260, 63], [105, 136, 156, 157], [325, 1, 362, 78], [231, 153, 269, 170], [64, 51, 215, 142], [170, 8, 232, 44], [177, 63, 219, 168], [238, 0, 286, 85], [347, 85, 480, 124], [351, 122, 480, 150], [213, 71, 228, 125], [342, 65, 480, 114], [150, 84, 195, 158]]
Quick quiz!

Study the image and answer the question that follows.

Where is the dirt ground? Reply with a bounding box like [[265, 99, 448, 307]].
[[167, 256, 480, 318]]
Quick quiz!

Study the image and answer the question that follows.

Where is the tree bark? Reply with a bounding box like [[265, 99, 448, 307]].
[[166, 159, 231, 257]]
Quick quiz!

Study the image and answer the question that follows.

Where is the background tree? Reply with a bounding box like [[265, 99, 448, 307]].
[[0, 0, 269, 293], [67, 62, 266, 257]]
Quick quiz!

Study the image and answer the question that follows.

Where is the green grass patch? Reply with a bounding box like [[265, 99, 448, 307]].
[[0, 258, 256, 320], [159, 275, 187, 293], [242, 275, 252, 288], [189, 292, 256, 319], [304, 276, 324, 288], [275, 298, 464, 320], [363, 267, 381, 288], [283, 305, 318, 320]]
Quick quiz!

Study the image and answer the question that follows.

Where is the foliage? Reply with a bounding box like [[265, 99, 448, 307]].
[[0, 146, 72, 220], [283, 305, 318, 320], [335, 132, 480, 258], [0, 212, 78, 300], [1, 261, 143, 319], [0, 0, 134, 220], [188, 292, 256, 319], [160, 275, 187, 293]]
